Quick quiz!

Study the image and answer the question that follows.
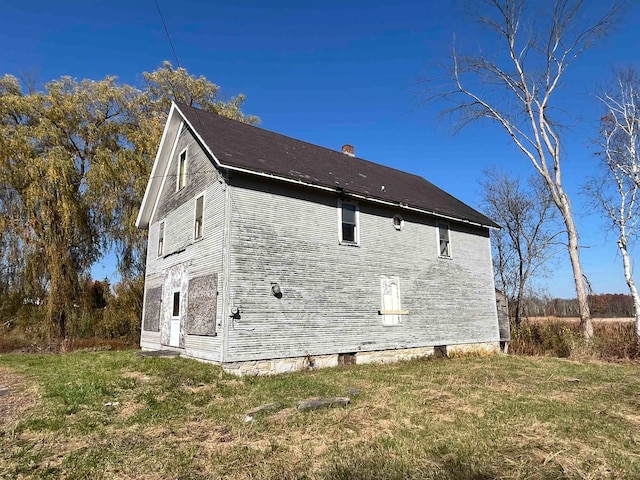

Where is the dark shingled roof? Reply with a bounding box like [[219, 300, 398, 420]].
[[177, 103, 498, 228]]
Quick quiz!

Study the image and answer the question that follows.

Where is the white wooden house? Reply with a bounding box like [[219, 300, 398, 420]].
[[136, 102, 501, 375]]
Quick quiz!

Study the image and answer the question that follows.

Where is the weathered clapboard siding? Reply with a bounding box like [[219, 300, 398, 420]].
[[225, 174, 499, 363], [140, 127, 226, 361], [152, 124, 213, 224]]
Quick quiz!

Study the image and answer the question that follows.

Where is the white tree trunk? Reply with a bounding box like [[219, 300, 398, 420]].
[[562, 202, 593, 338], [544, 179, 594, 338], [618, 236, 640, 339]]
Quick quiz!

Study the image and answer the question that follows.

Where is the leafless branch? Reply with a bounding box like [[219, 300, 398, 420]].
[[422, 0, 624, 337]]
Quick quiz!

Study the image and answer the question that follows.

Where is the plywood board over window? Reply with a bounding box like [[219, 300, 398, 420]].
[[143, 286, 163, 332], [187, 274, 218, 336]]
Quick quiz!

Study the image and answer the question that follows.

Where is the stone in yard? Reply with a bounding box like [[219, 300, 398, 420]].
[[297, 397, 350, 411], [243, 402, 282, 422]]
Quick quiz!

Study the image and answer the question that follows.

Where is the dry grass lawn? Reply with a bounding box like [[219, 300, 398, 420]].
[[1, 351, 639, 479]]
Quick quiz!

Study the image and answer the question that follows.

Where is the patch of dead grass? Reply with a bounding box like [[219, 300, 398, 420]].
[[118, 400, 145, 419], [181, 383, 207, 393], [611, 411, 640, 426], [267, 406, 295, 423], [0, 367, 38, 429], [120, 370, 153, 383]]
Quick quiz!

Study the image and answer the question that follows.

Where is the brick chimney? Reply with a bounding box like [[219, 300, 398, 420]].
[[341, 144, 355, 157]]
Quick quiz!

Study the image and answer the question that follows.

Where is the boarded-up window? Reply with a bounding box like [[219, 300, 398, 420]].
[[194, 194, 204, 240], [143, 286, 162, 332], [187, 274, 218, 336], [380, 276, 401, 326]]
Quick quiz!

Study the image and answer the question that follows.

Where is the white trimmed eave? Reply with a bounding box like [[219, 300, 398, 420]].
[[137, 101, 499, 231]]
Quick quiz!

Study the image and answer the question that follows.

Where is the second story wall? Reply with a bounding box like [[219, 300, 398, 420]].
[[146, 124, 226, 274]]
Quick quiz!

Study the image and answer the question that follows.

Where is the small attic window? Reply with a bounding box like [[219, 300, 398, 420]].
[[157, 221, 165, 257], [177, 149, 187, 190], [393, 215, 404, 231], [194, 193, 204, 240]]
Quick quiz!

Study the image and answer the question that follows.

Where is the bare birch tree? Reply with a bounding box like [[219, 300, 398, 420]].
[[431, 0, 620, 338], [588, 69, 640, 338], [480, 168, 560, 327]]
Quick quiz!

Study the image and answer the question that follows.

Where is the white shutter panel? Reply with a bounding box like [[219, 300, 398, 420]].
[[381, 277, 401, 325]]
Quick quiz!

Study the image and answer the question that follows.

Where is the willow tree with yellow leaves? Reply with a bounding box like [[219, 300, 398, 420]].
[[0, 62, 258, 341]]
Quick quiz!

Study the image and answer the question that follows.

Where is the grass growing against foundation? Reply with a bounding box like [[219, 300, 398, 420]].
[[1, 351, 639, 479]]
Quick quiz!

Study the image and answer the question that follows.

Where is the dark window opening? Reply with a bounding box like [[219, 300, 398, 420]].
[[177, 150, 187, 190], [172, 291, 180, 317], [194, 195, 204, 239], [434, 345, 448, 358], [338, 353, 356, 365], [393, 214, 404, 231], [158, 221, 165, 256], [438, 221, 451, 258], [341, 202, 357, 244]]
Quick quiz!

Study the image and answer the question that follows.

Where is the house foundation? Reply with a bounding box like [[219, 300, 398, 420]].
[[220, 342, 500, 376]]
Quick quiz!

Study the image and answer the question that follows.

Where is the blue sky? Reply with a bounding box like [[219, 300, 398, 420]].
[[2, 0, 639, 298]]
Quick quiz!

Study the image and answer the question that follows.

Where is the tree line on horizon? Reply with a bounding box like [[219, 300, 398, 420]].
[[510, 293, 636, 320]]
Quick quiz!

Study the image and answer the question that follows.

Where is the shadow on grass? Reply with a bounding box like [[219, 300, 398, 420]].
[[320, 448, 570, 480]]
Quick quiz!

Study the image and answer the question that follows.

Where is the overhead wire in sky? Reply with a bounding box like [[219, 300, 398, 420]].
[[154, 0, 215, 132], [154, 0, 181, 68]]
